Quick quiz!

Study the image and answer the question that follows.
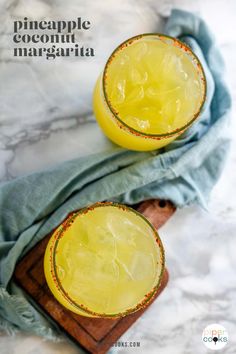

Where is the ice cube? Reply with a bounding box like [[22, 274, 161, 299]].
[[130, 68, 148, 85], [91, 225, 117, 258], [115, 258, 135, 281], [134, 42, 148, 61], [162, 98, 176, 119], [107, 213, 134, 240], [111, 78, 126, 104], [119, 54, 130, 66], [147, 85, 181, 99], [162, 52, 178, 74], [101, 259, 120, 282], [117, 79, 126, 102], [125, 85, 144, 104], [146, 86, 159, 99], [129, 251, 155, 281], [125, 115, 150, 131], [141, 106, 158, 121]]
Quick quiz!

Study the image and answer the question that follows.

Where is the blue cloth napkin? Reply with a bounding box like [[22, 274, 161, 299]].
[[0, 9, 231, 341]]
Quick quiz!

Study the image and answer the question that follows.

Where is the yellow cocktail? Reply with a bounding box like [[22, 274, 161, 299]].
[[93, 34, 206, 151], [44, 202, 164, 318]]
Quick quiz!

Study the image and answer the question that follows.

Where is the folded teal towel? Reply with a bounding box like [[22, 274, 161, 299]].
[[0, 9, 231, 341]]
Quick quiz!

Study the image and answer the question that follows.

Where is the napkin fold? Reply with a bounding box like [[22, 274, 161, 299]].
[[0, 9, 231, 341]]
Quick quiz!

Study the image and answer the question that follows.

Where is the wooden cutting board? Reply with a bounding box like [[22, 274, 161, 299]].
[[14, 199, 175, 354]]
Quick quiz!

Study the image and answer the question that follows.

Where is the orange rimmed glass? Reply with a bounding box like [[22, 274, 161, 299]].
[[93, 33, 206, 151], [44, 202, 165, 318]]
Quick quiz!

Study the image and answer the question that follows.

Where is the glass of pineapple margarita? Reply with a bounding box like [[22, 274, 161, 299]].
[[93, 34, 206, 151], [44, 202, 165, 318]]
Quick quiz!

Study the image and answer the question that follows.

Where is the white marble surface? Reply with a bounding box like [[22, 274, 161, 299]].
[[0, 0, 236, 353]]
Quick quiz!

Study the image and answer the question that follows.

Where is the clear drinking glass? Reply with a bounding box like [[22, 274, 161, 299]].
[[93, 34, 206, 151], [44, 202, 165, 318]]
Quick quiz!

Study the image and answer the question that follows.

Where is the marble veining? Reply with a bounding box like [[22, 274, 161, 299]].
[[0, 0, 236, 353]]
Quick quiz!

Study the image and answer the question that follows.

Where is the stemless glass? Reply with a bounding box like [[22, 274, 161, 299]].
[[44, 202, 165, 318], [93, 34, 206, 151]]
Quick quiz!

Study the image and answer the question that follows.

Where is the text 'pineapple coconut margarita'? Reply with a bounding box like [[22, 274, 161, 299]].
[[93, 34, 206, 151], [44, 202, 164, 317]]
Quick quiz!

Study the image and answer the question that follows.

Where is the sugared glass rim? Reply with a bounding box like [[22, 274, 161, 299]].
[[46, 201, 165, 318], [102, 33, 207, 139]]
